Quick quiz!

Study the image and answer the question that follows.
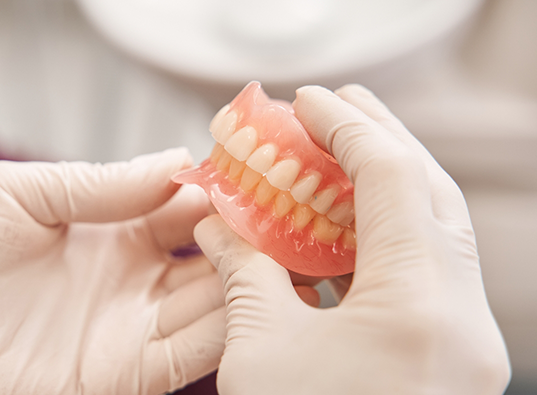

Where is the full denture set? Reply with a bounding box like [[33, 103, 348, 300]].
[[173, 82, 355, 276]]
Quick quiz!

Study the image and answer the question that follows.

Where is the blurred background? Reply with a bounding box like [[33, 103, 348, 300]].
[[0, 0, 535, 393]]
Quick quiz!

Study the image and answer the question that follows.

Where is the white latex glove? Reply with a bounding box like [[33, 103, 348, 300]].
[[0, 148, 226, 394], [194, 86, 511, 394]]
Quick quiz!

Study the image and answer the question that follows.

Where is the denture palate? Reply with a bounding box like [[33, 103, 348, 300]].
[[208, 106, 356, 249]]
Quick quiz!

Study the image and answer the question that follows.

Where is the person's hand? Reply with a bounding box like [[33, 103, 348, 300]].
[[194, 86, 511, 394], [0, 149, 226, 394]]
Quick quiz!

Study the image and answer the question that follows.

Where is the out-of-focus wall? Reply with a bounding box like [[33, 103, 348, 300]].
[[380, 1, 537, 393], [0, 0, 216, 164]]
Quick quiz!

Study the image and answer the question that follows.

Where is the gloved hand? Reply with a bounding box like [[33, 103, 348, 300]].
[[195, 85, 511, 394], [0, 149, 226, 395]]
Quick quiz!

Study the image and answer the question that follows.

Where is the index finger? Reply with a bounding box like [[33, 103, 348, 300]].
[[334, 84, 471, 226], [292, 85, 434, 227], [293, 85, 470, 226]]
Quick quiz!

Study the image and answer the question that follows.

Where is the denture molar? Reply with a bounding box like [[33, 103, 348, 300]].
[[246, 143, 278, 174], [212, 110, 238, 145], [173, 81, 356, 277], [266, 158, 301, 190], [309, 185, 340, 215], [313, 215, 344, 245], [224, 125, 258, 161], [290, 171, 322, 204], [326, 201, 355, 226]]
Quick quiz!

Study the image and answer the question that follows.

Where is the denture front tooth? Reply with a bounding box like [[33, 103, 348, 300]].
[[340, 227, 357, 251], [224, 126, 258, 161], [210, 143, 224, 164], [313, 215, 344, 245], [246, 143, 278, 174], [290, 171, 322, 204], [255, 177, 279, 206], [309, 185, 340, 215], [229, 158, 247, 183], [240, 166, 263, 192], [216, 150, 232, 172], [292, 204, 316, 231], [266, 159, 301, 191], [274, 190, 296, 218], [326, 201, 355, 226], [212, 110, 238, 145], [209, 104, 230, 134]]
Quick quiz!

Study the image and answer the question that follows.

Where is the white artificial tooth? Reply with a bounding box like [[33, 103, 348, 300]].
[[290, 171, 322, 204], [255, 177, 279, 206], [292, 204, 316, 230], [313, 215, 344, 245], [326, 201, 355, 226], [340, 228, 357, 251], [309, 185, 340, 215], [274, 190, 296, 218], [224, 126, 258, 161], [266, 159, 301, 191], [240, 166, 263, 192], [246, 143, 278, 174], [209, 143, 224, 164], [212, 110, 238, 145], [209, 104, 230, 134], [229, 157, 247, 182], [216, 150, 232, 172]]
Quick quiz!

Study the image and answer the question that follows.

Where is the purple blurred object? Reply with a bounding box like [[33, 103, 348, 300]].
[[172, 243, 202, 257], [171, 371, 218, 395]]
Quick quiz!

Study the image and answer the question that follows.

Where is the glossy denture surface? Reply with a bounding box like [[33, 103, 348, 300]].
[[173, 82, 355, 276]]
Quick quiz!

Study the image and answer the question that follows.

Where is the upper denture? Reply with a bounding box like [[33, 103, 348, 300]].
[[208, 101, 351, 231]]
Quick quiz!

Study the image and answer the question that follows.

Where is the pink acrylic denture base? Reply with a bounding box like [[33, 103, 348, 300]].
[[173, 82, 355, 277]]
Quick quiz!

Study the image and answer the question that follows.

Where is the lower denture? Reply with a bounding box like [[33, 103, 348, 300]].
[[173, 81, 356, 276]]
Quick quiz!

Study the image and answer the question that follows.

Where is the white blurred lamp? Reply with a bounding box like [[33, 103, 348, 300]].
[[77, 0, 485, 91]]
